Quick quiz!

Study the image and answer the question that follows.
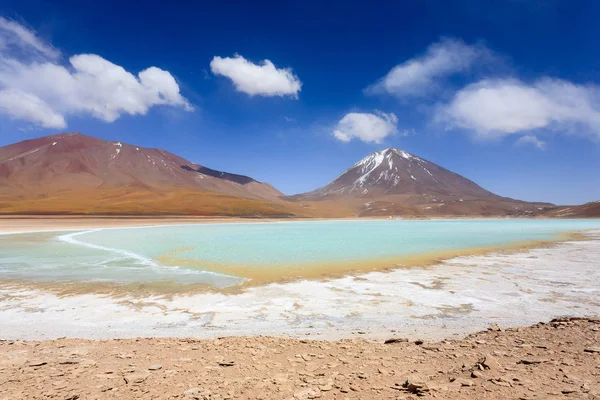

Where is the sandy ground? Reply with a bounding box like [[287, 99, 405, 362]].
[[0, 317, 598, 399]]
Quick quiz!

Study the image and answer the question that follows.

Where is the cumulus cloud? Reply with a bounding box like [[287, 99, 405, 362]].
[[365, 36, 600, 146], [514, 135, 546, 150], [0, 18, 192, 129], [210, 54, 301, 98], [333, 111, 398, 143], [0, 89, 66, 128], [437, 78, 600, 140], [366, 38, 490, 98]]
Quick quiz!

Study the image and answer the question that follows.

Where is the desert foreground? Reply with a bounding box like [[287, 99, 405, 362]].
[[1, 318, 599, 400]]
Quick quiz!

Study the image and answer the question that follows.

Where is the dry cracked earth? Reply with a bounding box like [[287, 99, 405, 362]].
[[0, 318, 599, 400]]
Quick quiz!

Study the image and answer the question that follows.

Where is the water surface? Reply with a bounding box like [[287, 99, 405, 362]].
[[1, 219, 599, 288]]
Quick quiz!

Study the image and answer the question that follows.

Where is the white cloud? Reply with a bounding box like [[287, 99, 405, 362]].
[[366, 38, 489, 98], [0, 89, 66, 128], [333, 111, 398, 143], [210, 54, 301, 98], [0, 17, 60, 60], [0, 19, 192, 129], [515, 135, 546, 150], [437, 78, 600, 140]]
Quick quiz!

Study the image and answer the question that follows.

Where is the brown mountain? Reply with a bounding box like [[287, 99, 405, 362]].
[[289, 148, 554, 217], [0, 137, 568, 218], [0, 132, 293, 215], [546, 201, 600, 218], [0, 132, 281, 199]]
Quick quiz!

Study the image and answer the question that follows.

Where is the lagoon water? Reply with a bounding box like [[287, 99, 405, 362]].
[[1, 219, 600, 288]]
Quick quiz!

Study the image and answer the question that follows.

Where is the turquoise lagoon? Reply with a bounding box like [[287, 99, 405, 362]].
[[1, 219, 600, 288]]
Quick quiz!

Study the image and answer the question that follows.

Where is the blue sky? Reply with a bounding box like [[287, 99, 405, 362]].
[[0, 0, 599, 204]]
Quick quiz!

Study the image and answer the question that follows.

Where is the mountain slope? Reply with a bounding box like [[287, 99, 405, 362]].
[[0, 137, 565, 217], [0, 132, 282, 201], [546, 201, 600, 218], [290, 148, 554, 217], [0, 132, 293, 216]]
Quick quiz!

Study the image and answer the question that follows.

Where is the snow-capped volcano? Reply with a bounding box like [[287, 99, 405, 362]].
[[301, 148, 496, 199]]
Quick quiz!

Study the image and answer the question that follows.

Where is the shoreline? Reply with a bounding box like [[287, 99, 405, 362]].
[[0, 218, 594, 296], [0, 216, 301, 236], [1, 214, 598, 236], [1, 230, 599, 342]]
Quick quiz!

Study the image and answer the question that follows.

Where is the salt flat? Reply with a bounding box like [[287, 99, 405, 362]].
[[1, 231, 598, 341]]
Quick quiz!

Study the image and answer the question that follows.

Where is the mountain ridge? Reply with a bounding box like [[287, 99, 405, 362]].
[[0, 133, 579, 217]]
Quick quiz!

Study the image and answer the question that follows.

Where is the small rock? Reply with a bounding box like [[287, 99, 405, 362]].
[[123, 372, 149, 385], [28, 360, 47, 367], [518, 359, 545, 365], [471, 371, 483, 378], [319, 384, 332, 391], [218, 361, 235, 367], [488, 323, 502, 332], [456, 378, 474, 387], [406, 382, 428, 394], [414, 339, 424, 346], [403, 376, 429, 395], [490, 379, 511, 387], [482, 354, 502, 370], [584, 347, 600, 354], [293, 387, 320, 399], [562, 389, 578, 394], [384, 338, 409, 344], [148, 364, 162, 371], [58, 359, 80, 365]]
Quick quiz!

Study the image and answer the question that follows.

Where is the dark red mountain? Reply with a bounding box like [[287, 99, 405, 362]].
[[0, 132, 282, 200]]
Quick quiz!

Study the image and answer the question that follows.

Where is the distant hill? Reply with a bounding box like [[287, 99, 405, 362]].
[[0, 132, 282, 199], [289, 148, 554, 217], [0, 132, 291, 216], [546, 201, 600, 218]]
